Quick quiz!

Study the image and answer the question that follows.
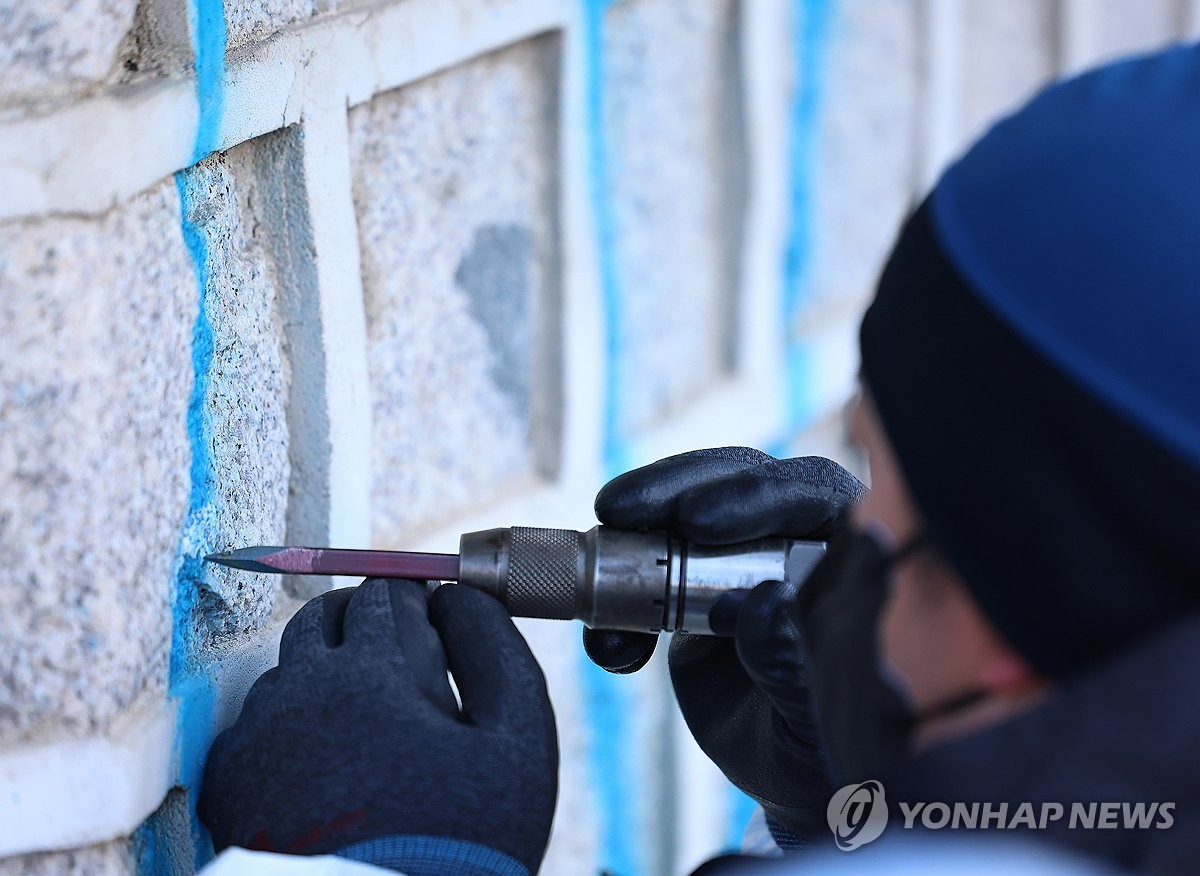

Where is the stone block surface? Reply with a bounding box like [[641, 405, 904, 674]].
[[0, 180, 193, 744], [120, 0, 334, 81], [0, 838, 133, 875], [173, 139, 291, 648], [0, 0, 137, 104], [800, 0, 918, 320], [349, 36, 562, 544], [0, 131, 293, 743], [223, 126, 329, 600], [224, 0, 318, 52], [602, 0, 744, 437], [960, 0, 1057, 146]]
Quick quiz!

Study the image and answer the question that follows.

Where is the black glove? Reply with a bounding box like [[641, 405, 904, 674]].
[[584, 447, 865, 840], [199, 579, 558, 875]]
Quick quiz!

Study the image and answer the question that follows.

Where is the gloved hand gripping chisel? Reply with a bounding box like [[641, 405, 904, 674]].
[[206, 526, 826, 636]]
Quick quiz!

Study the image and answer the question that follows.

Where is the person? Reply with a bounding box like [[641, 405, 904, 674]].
[[198, 42, 1200, 875]]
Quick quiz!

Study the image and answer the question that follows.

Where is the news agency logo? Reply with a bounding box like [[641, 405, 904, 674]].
[[826, 780, 1178, 851], [826, 780, 889, 851]]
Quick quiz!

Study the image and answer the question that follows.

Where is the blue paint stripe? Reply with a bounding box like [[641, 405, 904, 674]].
[[583, 0, 628, 479], [170, 170, 218, 681], [725, 789, 759, 852], [754, 0, 834, 846], [782, 0, 832, 330], [580, 3, 640, 875], [578, 662, 638, 876], [139, 5, 228, 872], [783, 341, 815, 440], [780, 0, 832, 434], [140, 168, 224, 876], [190, 0, 228, 163]]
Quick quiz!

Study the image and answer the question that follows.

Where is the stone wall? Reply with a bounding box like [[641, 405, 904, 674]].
[[1, 1, 1196, 873]]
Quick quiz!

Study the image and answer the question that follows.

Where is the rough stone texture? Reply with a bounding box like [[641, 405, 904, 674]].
[[116, 0, 315, 81], [0, 0, 137, 104], [175, 142, 291, 646], [0, 180, 193, 744], [799, 0, 918, 321], [350, 36, 562, 544], [116, 0, 194, 81], [960, 0, 1058, 148], [226, 127, 329, 601], [0, 134, 292, 742], [0, 839, 134, 875], [120, 0, 338, 82], [224, 0, 318, 53], [603, 0, 744, 437]]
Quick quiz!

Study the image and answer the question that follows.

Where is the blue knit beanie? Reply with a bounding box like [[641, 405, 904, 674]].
[[860, 44, 1200, 678]]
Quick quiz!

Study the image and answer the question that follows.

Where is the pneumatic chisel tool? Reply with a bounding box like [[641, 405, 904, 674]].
[[206, 526, 826, 636]]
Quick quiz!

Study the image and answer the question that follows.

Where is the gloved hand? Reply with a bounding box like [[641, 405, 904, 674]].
[[199, 579, 558, 875], [584, 447, 865, 840]]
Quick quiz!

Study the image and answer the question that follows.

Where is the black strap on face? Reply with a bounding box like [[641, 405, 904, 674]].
[[880, 529, 991, 724], [887, 531, 929, 567], [912, 687, 989, 724]]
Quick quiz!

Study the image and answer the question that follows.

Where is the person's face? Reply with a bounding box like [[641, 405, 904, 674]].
[[848, 391, 1038, 721]]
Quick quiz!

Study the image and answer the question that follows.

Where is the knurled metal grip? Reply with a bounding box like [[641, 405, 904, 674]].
[[457, 525, 823, 635], [503, 526, 582, 620]]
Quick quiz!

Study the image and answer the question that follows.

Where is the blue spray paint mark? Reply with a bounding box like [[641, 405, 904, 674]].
[[783, 342, 816, 439], [135, 169, 224, 876], [781, 0, 832, 434], [171, 168, 218, 680], [583, 0, 629, 480], [133, 818, 162, 873], [752, 0, 835, 844], [172, 673, 219, 797], [133, 676, 217, 875], [725, 790, 759, 851], [578, 661, 637, 876], [579, 3, 639, 875], [189, 0, 228, 163], [139, 5, 228, 872]]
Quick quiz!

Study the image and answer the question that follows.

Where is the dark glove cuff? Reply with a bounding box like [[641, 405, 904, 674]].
[[764, 817, 812, 853], [334, 835, 530, 876]]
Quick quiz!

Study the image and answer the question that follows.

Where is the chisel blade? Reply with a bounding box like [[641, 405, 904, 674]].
[[205, 546, 461, 581]]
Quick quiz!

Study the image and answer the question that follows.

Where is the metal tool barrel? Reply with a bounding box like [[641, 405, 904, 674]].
[[458, 525, 825, 635]]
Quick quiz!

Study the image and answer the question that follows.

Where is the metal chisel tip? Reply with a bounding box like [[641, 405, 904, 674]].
[[205, 547, 293, 574], [205, 546, 461, 580]]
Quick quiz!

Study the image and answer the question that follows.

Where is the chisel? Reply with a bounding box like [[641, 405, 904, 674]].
[[207, 525, 826, 636]]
